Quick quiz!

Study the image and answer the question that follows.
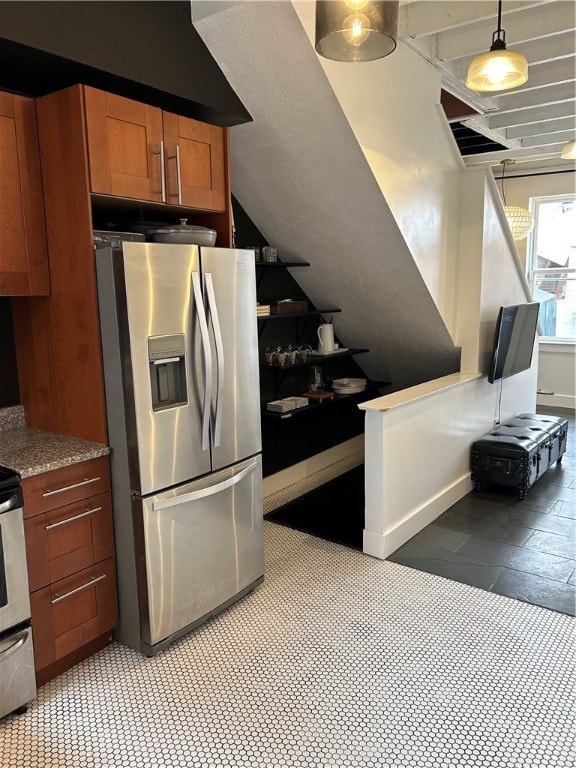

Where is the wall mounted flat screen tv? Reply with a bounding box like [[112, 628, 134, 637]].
[[488, 302, 540, 384]]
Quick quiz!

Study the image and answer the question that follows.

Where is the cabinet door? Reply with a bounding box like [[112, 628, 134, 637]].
[[31, 557, 117, 672], [0, 93, 49, 296], [162, 111, 227, 211], [25, 491, 114, 592], [22, 456, 111, 518], [83, 86, 164, 202]]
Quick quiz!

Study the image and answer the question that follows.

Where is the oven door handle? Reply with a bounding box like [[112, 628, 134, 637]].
[[0, 493, 20, 514], [0, 628, 31, 660]]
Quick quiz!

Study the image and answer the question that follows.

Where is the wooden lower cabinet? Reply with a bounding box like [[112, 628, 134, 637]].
[[30, 557, 117, 672], [23, 456, 118, 685]]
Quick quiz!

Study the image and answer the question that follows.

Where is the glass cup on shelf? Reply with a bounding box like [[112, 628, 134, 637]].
[[262, 246, 278, 263], [248, 245, 261, 262], [276, 346, 289, 367], [264, 346, 276, 365], [298, 344, 313, 363], [286, 344, 297, 366]]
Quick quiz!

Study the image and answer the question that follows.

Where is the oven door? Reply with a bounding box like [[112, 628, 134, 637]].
[[0, 491, 31, 633]]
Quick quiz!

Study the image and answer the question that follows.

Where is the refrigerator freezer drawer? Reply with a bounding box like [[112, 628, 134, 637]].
[[138, 455, 264, 653]]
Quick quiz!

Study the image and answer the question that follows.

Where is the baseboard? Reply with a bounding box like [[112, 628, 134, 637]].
[[536, 393, 575, 411], [263, 444, 364, 514], [262, 436, 364, 499], [363, 472, 473, 560]]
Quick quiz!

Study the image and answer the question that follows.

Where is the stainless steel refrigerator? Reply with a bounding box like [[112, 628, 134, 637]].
[[96, 243, 264, 656]]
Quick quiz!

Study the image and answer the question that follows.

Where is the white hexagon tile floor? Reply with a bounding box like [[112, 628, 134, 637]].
[[1, 523, 575, 768]]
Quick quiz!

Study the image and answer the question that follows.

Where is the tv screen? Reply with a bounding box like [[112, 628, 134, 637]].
[[488, 302, 540, 384]]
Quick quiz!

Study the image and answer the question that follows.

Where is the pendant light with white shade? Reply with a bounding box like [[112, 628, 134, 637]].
[[466, 1, 528, 92], [499, 160, 534, 241], [561, 140, 576, 160]]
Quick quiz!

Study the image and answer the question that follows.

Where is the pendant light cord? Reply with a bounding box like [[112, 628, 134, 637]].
[[501, 161, 508, 206], [491, 0, 507, 50]]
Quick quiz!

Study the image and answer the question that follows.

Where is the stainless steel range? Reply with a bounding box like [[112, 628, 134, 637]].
[[0, 466, 36, 719]]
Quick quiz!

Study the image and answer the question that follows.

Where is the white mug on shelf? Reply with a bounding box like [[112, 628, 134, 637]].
[[317, 323, 335, 353]]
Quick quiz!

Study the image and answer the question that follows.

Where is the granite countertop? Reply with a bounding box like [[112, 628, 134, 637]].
[[0, 406, 109, 478]]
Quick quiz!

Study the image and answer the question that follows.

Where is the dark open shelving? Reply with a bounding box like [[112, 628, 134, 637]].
[[263, 381, 392, 420], [257, 308, 341, 321], [260, 348, 368, 369], [255, 260, 310, 268]]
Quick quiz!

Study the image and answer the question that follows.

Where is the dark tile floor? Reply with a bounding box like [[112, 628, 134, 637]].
[[266, 408, 574, 616], [389, 408, 575, 616]]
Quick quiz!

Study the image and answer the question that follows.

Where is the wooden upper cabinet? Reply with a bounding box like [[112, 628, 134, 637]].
[[83, 87, 164, 202], [0, 92, 50, 296], [162, 112, 226, 211], [83, 86, 227, 211]]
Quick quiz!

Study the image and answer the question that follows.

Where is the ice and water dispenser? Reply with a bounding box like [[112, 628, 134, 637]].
[[148, 334, 188, 411]]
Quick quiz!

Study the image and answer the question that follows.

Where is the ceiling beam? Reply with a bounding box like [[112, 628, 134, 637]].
[[521, 129, 576, 147], [512, 57, 576, 91], [506, 115, 576, 138], [487, 101, 576, 128], [491, 81, 576, 111], [436, 3, 576, 61], [463, 144, 569, 166], [399, 1, 547, 39]]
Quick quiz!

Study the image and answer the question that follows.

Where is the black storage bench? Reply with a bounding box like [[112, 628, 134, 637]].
[[471, 413, 568, 499]]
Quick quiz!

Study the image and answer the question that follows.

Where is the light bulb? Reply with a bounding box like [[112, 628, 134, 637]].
[[345, 0, 369, 10], [466, 48, 528, 92], [343, 13, 371, 47], [481, 52, 519, 84]]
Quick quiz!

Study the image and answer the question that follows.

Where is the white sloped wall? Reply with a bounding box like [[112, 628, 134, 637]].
[[194, 0, 461, 391], [291, 0, 464, 336]]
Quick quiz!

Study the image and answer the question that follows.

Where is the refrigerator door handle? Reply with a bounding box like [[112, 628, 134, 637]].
[[192, 271, 212, 452], [204, 272, 225, 448], [152, 460, 258, 511]]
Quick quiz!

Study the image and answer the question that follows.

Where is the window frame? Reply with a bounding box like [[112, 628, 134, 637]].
[[526, 193, 576, 344]]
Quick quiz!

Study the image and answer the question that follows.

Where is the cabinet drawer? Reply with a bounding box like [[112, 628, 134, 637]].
[[25, 491, 114, 591], [30, 556, 117, 672], [23, 456, 110, 518]]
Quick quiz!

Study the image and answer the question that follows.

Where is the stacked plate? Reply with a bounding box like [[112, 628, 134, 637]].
[[332, 378, 367, 395]]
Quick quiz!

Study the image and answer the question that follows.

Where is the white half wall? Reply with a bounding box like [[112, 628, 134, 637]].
[[360, 370, 537, 559], [360, 169, 538, 559]]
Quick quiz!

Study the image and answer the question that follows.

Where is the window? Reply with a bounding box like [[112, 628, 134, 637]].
[[527, 194, 576, 341]]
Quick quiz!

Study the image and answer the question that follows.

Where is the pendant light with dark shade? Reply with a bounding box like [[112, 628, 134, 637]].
[[499, 160, 534, 241], [466, 1, 528, 92], [315, 1, 399, 63]]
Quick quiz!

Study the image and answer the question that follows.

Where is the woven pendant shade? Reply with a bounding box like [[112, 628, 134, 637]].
[[504, 205, 535, 241]]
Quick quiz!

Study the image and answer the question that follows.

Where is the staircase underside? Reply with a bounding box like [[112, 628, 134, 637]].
[[195, 1, 461, 390]]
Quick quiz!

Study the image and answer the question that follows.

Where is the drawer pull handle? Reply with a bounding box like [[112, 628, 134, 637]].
[[45, 506, 101, 531], [42, 476, 101, 498], [51, 574, 106, 604]]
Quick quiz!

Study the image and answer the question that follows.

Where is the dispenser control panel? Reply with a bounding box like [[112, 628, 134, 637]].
[[148, 334, 186, 361]]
